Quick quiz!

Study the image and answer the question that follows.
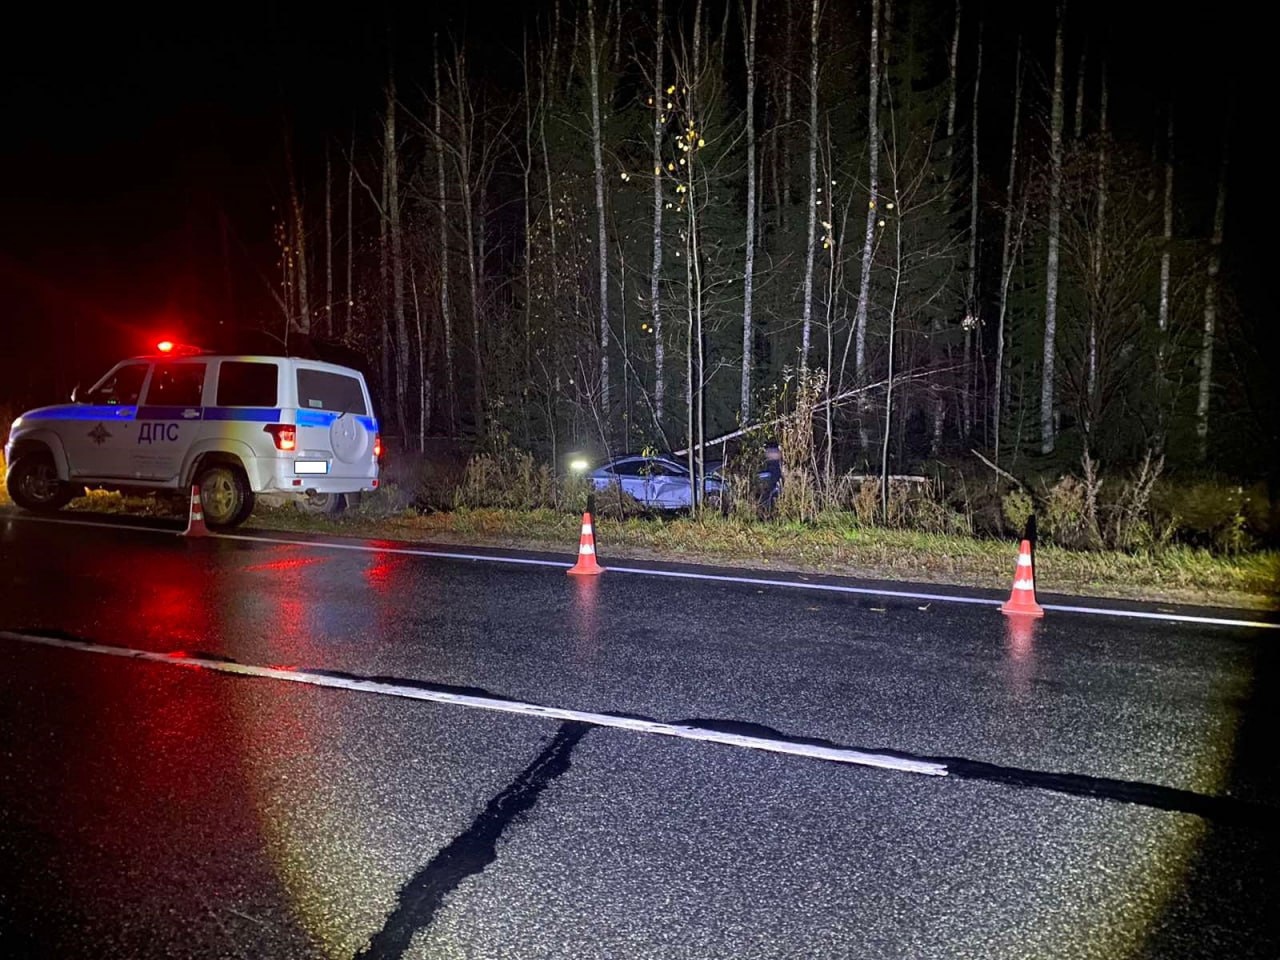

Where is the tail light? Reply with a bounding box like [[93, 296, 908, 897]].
[[373, 432, 383, 460], [264, 424, 297, 452]]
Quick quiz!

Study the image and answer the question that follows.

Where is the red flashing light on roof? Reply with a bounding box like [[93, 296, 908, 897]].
[[154, 340, 203, 357]]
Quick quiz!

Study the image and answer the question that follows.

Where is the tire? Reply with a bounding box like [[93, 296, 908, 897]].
[[7, 452, 77, 513], [294, 491, 349, 516], [195, 464, 254, 528]]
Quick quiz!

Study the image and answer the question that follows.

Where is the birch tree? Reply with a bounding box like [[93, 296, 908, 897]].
[[932, 0, 962, 453], [434, 37, 457, 434], [739, 0, 757, 422], [852, 0, 882, 450], [1196, 131, 1229, 460], [800, 0, 819, 368], [651, 0, 666, 424], [1155, 102, 1173, 450], [1041, 0, 1067, 455], [587, 0, 611, 423], [385, 77, 410, 436], [962, 17, 982, 439], [1086, 59, 1108, 426], [993, 37, 1023, 460], [324, 145, 333, 337]]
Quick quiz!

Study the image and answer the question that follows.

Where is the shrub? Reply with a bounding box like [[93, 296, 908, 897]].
[[1151, 479, 1265, 554], [1040, 474, 1093, 548]]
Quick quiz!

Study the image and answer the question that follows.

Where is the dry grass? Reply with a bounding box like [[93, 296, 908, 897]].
[[1, 468, 1274, 609], [253, 503, 1279, 611]]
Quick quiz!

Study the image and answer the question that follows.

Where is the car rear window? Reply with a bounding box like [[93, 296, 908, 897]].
[[144, 363, 206, 407], [217, 361, 279, 407], [296, 369, 367, 416]]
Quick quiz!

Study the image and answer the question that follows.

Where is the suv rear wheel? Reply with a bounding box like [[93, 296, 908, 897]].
[[195, 463, 255, 528], [7, 451, 78, 513]]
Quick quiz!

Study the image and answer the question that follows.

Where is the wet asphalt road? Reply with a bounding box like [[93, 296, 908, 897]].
[[0, 512, 1277, 959]]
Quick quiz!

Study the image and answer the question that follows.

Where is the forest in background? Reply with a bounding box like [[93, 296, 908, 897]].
[[241, 0, 1272, 542]]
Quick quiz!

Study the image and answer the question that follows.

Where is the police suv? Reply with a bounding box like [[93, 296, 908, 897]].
[[4, 347, 381, 528]]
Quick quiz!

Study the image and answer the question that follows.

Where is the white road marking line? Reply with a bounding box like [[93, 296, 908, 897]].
[[7, 513, 1278, 630], [0, 631, 948, 778]]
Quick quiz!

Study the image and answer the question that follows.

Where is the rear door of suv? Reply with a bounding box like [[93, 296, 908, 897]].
[[292, 364, 377, 480]]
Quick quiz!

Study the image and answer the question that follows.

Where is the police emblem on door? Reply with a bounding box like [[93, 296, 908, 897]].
[[88, 423, 112, 445]]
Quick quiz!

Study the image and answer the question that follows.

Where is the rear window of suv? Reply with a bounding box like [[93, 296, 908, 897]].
[[296, 369, 367, 416], [217, 361, 279, 407]]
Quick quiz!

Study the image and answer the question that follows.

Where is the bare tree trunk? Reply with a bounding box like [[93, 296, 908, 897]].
[[345, 127, 354, 335], [1156, 102, 1174, 451], [454, 53, 484, 432], [324, 144, 333, 338], [1088, 60, 1108, 426], [934, 0, 962, 453], [1041, 0, 1067, 455], [435, 37, 457, 434], [410, 263, 431, 448], [651, 0, 666, 424], [1196, 132, 1229, 461], [588, 0, 611, 423], [881, 142, 904, 518], [522, 24, 534, 437], [285, 134, 311, 337], [945, 0, 962, 149], [993, 37, 1023, 461], [962, 17, 983, 440], [550, 0, 561, 91], [852, 0, 881, 451], [385, 77, 410, 438], [378, 137, 390, 401], [615, 0, 624, 67], [692, 0, 706, 504], [781, 0, 794, 227], [1073, 46, 1086, 140], [800, 0, 819, 368], [539, 42, 558, 322], [740, 0, 758, 422]]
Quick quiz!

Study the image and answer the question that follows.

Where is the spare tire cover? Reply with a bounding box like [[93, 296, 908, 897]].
[[329, 413, 369, 464]]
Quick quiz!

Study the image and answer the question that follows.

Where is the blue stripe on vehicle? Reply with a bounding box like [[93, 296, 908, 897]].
[[27, 405, 137, 421], [295, 410, 336, 427], [295, 410, 378, 430], [136, 406, 204, 421], [27, 405, 373, 427]]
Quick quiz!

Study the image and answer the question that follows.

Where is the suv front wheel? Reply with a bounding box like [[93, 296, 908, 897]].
[[195, 463, 255, 528], [7, 451, 78, 513]]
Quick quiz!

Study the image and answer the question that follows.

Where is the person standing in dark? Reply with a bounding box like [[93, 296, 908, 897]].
[[761, 441, 783, 515]]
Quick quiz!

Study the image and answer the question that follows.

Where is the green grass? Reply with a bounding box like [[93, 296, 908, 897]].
[[1, 473, 1274, 610], [254, 501, 1279, 611]]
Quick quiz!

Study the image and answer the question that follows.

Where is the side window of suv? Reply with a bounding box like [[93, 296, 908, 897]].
[[144, 363, 206, 407], [86, 363, 149, 406], [216, 361, 279, 407]]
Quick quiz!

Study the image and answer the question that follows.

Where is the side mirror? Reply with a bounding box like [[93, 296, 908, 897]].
[[70, 384, 80, 403]]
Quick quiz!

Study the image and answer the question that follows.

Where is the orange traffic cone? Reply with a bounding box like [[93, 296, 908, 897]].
[[1001, 539, 1043, 617], [183, 484, 210, 538], [567, 511, 604, 576]]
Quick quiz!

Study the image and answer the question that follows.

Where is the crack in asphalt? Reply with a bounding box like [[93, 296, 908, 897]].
[[4, 628, 1275, 831], [352, 721, 592, 960]]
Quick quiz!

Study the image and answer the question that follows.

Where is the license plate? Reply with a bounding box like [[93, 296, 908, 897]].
[[294, 460, 329, 475]]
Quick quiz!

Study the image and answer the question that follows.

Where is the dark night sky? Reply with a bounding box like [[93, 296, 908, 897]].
[[0, 0, 1271, 408]]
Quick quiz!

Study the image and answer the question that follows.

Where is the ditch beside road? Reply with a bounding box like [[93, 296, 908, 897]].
[[6, 486, 1272, 611]]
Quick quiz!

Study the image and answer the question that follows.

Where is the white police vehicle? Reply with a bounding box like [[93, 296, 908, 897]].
[[4, 345, 381, 528]]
